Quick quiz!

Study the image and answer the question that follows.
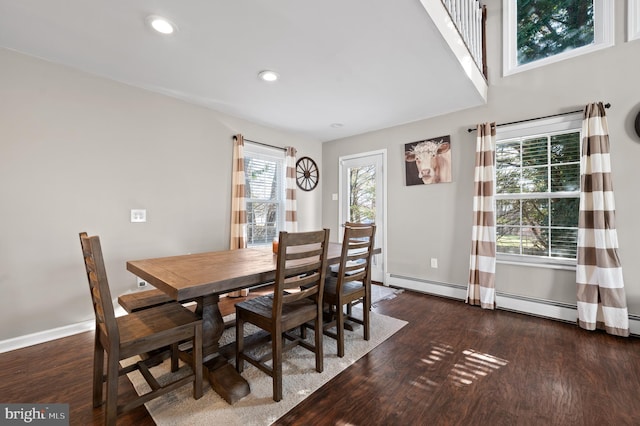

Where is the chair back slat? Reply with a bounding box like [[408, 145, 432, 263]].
[[273, 229, 329, 315], [282, 261, 323, 282], [79, 232, 119, 345], [336, 223, 376, 289]]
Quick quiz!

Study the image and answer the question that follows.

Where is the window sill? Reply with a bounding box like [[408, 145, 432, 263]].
[[497, 256, 576, 272]]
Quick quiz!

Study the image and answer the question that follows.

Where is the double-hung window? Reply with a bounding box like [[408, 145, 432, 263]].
[[243, 143, 285, 247], [495, 115, 582, 267], [503, 0, 614, 75]]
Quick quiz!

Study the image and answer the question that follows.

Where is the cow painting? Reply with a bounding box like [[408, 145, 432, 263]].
[[404, 136, 452, 186]]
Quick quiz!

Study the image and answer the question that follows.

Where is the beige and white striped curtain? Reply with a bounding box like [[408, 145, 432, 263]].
[[576, 103, 629, 337], [467, 122, 496, 309], [285, 146, 298, 232], [230, 134, 247, 250]]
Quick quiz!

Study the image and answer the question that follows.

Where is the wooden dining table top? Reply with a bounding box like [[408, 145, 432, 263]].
[[126, 242, 354, 301]]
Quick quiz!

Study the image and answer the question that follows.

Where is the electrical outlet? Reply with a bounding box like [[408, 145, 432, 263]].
[[131, 209, 147, 223], [137, 277, 148, 288], [430, 258, 438, 268]]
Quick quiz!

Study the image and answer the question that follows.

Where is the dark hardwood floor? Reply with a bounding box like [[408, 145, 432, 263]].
[[2, 289, 640, 425]]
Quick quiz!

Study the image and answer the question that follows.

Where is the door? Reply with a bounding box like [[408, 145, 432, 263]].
[[339, 150, 386, 283]]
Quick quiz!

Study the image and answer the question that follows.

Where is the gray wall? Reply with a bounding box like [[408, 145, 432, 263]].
[[322, 1, 640, 313], [0, 48, 323, 341]]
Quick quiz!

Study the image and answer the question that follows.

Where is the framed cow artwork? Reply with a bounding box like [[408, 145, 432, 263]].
[[404, 135, 452, 186]]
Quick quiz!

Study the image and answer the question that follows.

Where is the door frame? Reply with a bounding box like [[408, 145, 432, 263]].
[[338, 149, 388, 284]]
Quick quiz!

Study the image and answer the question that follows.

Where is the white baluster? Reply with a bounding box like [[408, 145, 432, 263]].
[[462, 0, 471, 49], [476, 2, 482, 66]]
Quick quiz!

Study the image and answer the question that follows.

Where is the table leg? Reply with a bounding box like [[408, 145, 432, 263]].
[[195, 294, 250, 404]]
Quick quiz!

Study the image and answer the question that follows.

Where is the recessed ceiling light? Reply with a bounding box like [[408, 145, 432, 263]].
[[147, 15, 177, 35], [258, 70, 279, 82]]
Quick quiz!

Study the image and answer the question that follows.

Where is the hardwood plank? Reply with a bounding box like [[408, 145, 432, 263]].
[[275, 292, 640, 425], [1, 289, 639, 425]]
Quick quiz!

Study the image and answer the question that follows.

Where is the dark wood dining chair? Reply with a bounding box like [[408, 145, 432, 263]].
[[235, 229, 330, 402], [322, 222, 376, 357], [79, 232, 203, 426]]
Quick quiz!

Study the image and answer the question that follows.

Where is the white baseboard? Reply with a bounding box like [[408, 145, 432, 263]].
[[0, 320, 95, 354], [387, 274, 640, 336], [0, 300, 127, 354]]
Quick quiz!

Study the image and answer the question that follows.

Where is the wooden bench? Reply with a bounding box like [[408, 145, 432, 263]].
[[117, 289, 174, 313]]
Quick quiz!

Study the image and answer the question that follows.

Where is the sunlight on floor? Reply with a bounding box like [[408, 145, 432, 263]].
[[449, 349, 509, 386], [413, 342, 509, 389]]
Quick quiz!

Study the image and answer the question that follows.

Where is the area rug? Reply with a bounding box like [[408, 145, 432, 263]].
[[371, 284, 403, 307], [126, 309, 407, 425]]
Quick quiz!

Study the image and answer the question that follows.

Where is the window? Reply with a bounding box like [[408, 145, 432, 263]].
[[503, 0, 614, 76], [495, 115, 582, 266], [244, 143, 285, 246]]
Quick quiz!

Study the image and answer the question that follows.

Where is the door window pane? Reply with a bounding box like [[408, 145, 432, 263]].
[[348, 165, 376, 223]]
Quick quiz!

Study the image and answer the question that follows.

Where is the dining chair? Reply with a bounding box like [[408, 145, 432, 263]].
[[322, 222, 376, 357], [79, 232, 203, 426], [235, 228, 330, 402]]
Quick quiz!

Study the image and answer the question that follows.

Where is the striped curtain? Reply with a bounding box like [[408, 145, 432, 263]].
[[576, 103, 629, 337], [230, 134, 247, 249], [228, 134, 248, 297], [467, 122, 496, 309], [285, 146, 298, 232]]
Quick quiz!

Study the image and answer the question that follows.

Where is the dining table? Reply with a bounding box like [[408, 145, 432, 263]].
[[126, 242, 379, 404]]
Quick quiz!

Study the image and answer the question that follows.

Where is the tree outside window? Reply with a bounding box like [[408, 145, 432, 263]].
[[496, 131, 580, 262], [348, 165, 376, 224], [517, 0, 594, 65], [503, 0, 613, 75]]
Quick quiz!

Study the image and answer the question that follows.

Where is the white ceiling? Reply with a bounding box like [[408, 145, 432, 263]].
[[0, 0, 486, 142]]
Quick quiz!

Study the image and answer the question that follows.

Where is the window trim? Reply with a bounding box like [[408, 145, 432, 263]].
[[629, 0, 640, 41], [503, 0, 615, 76], [243, 142, 286, 247], [495, 114, 582, 268]]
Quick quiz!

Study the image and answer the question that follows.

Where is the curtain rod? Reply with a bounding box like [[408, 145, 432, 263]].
[[466, 103, 611, 133], [233, 135, 286, 151]]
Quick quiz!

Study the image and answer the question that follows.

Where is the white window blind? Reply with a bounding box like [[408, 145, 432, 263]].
[[496, 115, 581, 267], [244, 143, 285, 246]]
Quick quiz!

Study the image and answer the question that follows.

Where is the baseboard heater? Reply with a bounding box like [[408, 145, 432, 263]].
[[387, 274, 640, 337]]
